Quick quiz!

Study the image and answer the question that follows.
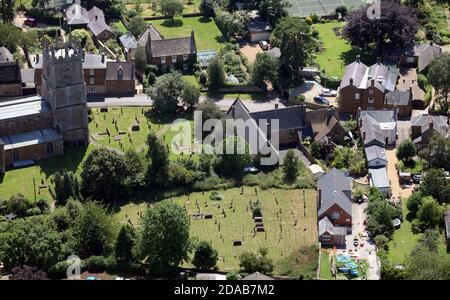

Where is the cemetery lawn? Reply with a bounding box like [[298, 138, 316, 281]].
[[149, 16, 226, 51], [88, 107, 194, 159], [116, 187, 318, 273], [124, 0, 201, 17]]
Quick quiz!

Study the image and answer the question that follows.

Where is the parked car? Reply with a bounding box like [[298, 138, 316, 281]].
[[313, 96, 329, 105], [24, 18, 37, 27], [320, 88, 337, 97], [86, 276, 99, 280], [244, 166, 259, 174], [412, 174, 422, 184], [353, 237, 359, 247], [259, 40, 269, 50]]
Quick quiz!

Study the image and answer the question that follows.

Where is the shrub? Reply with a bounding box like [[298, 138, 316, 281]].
[[84, 256, 108, 272], [417, 73, 428, 90], [305, 17, 312, 25], [310, 14, 319, 23]]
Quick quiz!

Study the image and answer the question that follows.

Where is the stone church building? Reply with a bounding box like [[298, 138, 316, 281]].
[[0, 41, 88, 175]]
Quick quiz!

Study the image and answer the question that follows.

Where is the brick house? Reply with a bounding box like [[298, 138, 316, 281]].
[[411, 114, 449, 149], [317, 168, 352, 235], [0, 47, 22, 99], [138, 24, 197, 71], [33, 52, 135, 96], [338, 56, 412, 118], [319, 216, 347, 247]]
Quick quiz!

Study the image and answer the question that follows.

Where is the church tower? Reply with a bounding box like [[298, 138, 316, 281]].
[[41, 40, 89, 144]]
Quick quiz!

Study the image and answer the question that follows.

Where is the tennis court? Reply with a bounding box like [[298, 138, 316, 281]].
[[286, 0, 370, 17]]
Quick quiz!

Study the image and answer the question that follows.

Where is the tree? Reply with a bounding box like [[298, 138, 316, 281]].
[[417, 228, 440, 252], [239, 247, 274, 275], [0, 216, 62, 271], [115, 224, 137, 262], [124, 149, 145, 191], [251, 52, 279, 90], [134, 44, 147, 73], [214, 136, 252, 179], [74, 201, 117, 258], [405, 242, 450, 280], [406, 192, 423, 216], [146, 132, 170, 188], [374, 234, 389, 252], [271, 16, 317, 80], [10, 265, 48, 280], [199, 0, 216, 17], [6, 194, 32, 217], [420, 169, 448, 203], [343, 1, 419, 55], [0, 0, 14, 23], [159, 0, 184, 21], [206, 57, 226, 90], [396, 139, 417, 162], [80, 148, 128, 202], [366, 188, 402, 237], [182, 80, 200, 109], [283, 149, 299, 183], [215, 9, 249, 39], [149, 71, 184, 114], [138, 201, 190, 276], [192, 241, 218, 270], [127, 16, 147, 38], [428, 53, 450, 107], [331, 147, 366, 176], [335, 5, 348, 18], [417, 196, 443, 230], [53, 170, 81, 206], [69, 29, 97, 53], [419, 133, 450, 170], [254, 0, 288, 23]]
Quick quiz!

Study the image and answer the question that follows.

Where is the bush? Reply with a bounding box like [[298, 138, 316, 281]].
[[226, 271, 241, 280], [84, 256, 108, 272], [310, 14, 319, 23], [305, 17, 312, 25], [48, 261, 76, 279], [320, 74, 340, 89]]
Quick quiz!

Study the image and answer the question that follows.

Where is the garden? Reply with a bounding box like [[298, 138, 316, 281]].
[[116, 187, 319, 275]]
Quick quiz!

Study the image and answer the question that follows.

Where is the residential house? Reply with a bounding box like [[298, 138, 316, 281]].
[[66, 2, 114, 41], [384, 41, 442, 71], [246, 19, 272, 42], [119, 32, 138, 60], [0, 47, 22, 98], [138, 24, 197, 71], [445, 210, 450, 252], [317, 168, 352, 229], [339, 56, 413, 118], [368, 167, 391, 194], [365, 145, 387, 168], [32, 51, 135, 96], [358, 110, 398, 147], [411, 114, 449, 149], [319, 216, 347, 247]]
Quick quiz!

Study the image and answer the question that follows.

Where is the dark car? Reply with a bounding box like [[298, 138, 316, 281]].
[[313, 96, 329, 105], [24, 18, 37, 27]]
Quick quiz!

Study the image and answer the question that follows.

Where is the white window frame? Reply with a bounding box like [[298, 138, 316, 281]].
[[89, 77, 95, 85], [321, 235, 331, 241], [355, 93, 360, 100], [183, 54, 188, 61], [172, 56, 177, 63], [331, 212, 340, 220], [89, 69, 95, 75], [368, 97, 374, 104], [161, 57, 166, 64]]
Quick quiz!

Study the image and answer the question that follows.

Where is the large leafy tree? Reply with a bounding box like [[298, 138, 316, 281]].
[[239, 247, 274, 275], [271, 16, 316, 80], [420, 169, 449, 204], [138, 201, 190, 276], [396, 139, 417, 162], [251, 52, 279, 90], [146, 132, 170, 188], [206, 57, 226, 90], [53, 170, 81, 206], [214, 136, 252, 180], [80, 148, 128, 202], [0, 216, 62, 271], [9, 265, 49, 280], [149, 71, 184, 114], [0, 0, 14, 23], [159, 0, 184, 21], [428, 53, 450, 108], [192, 241, 218, 270], [419, 133, 450, 170], [366, 188, 402, 237], [127, 16, 148, 38], [124, 149, 146, 191], [115, 224, 137, 263], [343, 1, 419, 55], [182, 80, 200, 109], [74, 202, 117, 258], [254, 0, 288, 23], [417, 196, 443, 230], [283, 149, 299, 183]]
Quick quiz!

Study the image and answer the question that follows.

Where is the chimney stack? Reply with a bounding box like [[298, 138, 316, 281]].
[[350, 78, 354, 86], [371, 79, 375, 86], [376, 57, 381, 64], [356, 55, 361, 63], [274, 103, 279, 109], [101, 53, 105, 63]]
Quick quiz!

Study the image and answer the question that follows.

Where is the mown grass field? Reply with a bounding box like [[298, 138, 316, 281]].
[[116, 187, 318, 273], [149, 16, 226, 51], [123, 0, 201, 17]]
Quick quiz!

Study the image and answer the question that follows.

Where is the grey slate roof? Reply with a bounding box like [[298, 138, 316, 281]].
[[319, 216, 347, 236], [137, 24, 162, 47], [88, 19, 112, 36], [150, 35, 197, 57], [317, 168, 352, 217], [365, 145, 387, 162], [106, 61, 135, 80], [411, 114, 449, 138], [119, 32, 138, 51], [340, 60, 367, 90], [66, 3, 89, 25], [0, 128, 61, 151], [414, 42, 442, 71], [0, 46, 14, 63], [385, 91, 410, 106], [88, 6, 104, 21], [340, 60, 398, 92], [0, 96, 50, 121], [247, 19, 272, 33], [369, 167, 390, 189], [359, 110, 396, 123], [360, 115, 385, 146], [242, 272, 273, 280], [250, 106, 305, 131]]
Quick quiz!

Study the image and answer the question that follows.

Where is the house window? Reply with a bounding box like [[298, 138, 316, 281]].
[[88, 87, 96, 93], [172, 56, 177, 63], [161, 57, 166, 64], [331, 212, 340, 220], [183, 54, 188, 61], [368, 97, 374, 103], [47, 143, 54, 154], [89, 69, 95, 75], [355, 93, 360, 100], [321, 235, 331, 242], [369, 89, 374, 95], [89, 77, 95, 85], [117, 68, 123, 81]]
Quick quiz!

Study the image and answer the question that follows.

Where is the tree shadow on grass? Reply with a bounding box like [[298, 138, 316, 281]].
[[39, 145, 90, 178], [340, 47, 376, 66], [215, 35, 228, 44], [160, 19, 183, 28], [199, 16, 213, 23]]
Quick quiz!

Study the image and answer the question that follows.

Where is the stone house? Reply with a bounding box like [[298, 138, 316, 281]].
[[0, 47, 22, 99]]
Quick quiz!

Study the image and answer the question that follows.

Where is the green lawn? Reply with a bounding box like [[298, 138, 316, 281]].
[[116, 187, 318, 273], [124, 0, 201, 17], [319, 250, 334, 280], [149, 16, 226, 51], [0, 145, 93, 202], [202, 92, 266, 101]]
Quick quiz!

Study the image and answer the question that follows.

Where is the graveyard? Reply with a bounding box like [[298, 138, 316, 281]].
[[117, 187, 318, 273]]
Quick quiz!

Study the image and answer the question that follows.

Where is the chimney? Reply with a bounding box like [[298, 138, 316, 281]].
[[356, 55, 361, 63], [350, 78, 354, 86], [371, 79, 375, 86], [82, 50, 85, 60], [101, 53, 105, 63], [430, 41, 433, 46], [376, 57, 381, 64], [363, 131, 366, 140], [274, 103, 279, 109]]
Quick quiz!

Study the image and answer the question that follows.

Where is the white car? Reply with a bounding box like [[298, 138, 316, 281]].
[[259, 40, 269, 50], [244, 166, 259, 174], [320, 88, 337, 97]]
